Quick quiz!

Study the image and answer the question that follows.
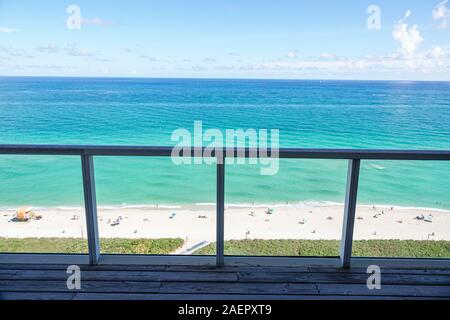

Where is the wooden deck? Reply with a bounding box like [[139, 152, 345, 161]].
[[1, 263, 450, 300]]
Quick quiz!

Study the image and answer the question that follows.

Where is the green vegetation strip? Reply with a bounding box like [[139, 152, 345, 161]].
[[195, 239, 450, 258], [1, 238, 449, 258], [0, 238, 184, 254]]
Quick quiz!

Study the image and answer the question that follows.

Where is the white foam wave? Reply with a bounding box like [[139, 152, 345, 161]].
[[56, 206, 83, 211], [1, 201, 448, 213], [369, 164, 385, 170]]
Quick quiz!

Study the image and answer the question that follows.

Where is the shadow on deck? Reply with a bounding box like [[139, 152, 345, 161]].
[[0, 263, 450, 300]]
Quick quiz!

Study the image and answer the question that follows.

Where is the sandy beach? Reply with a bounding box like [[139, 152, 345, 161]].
[[1, 203, 449, 253]]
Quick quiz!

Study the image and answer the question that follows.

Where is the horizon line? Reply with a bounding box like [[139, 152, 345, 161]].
[[0, 75, 449, 83]]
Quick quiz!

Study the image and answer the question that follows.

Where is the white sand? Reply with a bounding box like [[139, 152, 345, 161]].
[[1, 203, 449, 251]]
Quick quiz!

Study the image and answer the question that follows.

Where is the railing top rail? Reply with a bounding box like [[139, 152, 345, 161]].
[[0, 144, 450, 160]]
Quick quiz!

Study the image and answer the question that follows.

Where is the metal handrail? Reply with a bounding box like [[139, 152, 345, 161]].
[[1, 144, 450, 160]]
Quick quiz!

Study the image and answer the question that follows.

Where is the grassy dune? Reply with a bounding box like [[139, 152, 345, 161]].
[[2, 238, 449, 258], [0, 238, 184, 254], [195, 239, 450, 258]]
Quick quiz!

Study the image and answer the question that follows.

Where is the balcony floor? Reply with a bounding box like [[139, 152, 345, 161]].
[[0, 263, 450, 300]]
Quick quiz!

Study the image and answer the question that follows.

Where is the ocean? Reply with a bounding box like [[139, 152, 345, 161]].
[[0, 77, 449, 209]]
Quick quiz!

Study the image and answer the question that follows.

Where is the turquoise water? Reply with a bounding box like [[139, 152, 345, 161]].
[[0, 77, 449, 209]]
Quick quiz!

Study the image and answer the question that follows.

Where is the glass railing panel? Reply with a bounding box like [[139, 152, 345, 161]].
[[0, 155, 87, 254], [94, 156, 216, 255], [352, 160, 450, 259]]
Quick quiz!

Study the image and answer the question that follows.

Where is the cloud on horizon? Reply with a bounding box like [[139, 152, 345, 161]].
[[0, 27, 17, 33], [286, 51, 298, 58], [218, 11, 448, 78], [35, 44, 59, 54], [432, 0, 450, 28], [65, 44, 94, 57]]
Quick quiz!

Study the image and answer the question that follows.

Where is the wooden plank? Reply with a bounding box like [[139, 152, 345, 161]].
[[0, 263, 449, 276], [0, 264, 312, 275], [159, 282, 318, 295], [159, 271, 238, 282], [0, 280, 318, 295], [1, 254, 448, 269], [0, 269, 239, 282], [72, 293, 417, 300], [238, 271, 450, 285], [0, 263, 165, 272], [308, 267, 450, 275], [2, 268, 449, 286], [1, 269, 449, 285], [316, 283, 450, 297], [0, 292, 76, 300], [0, 280, 162, 293], [2, 291, 446, 300]]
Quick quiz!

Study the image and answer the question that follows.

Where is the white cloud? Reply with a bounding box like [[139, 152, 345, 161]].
[[240, 46, 450, 77], [432, 0, 450, 28], [404, 10, 411, 19], [286, 51, 298, 58], [0, 46, 10, 53], [81, 17, 116, 27], [0, 27, 16, 33], [319, 53, 336, 59], [0, 45, 35, 58], [65, 44, 94, 57], [428, 46, 444, 59], [247, 60, 371, 73], [192, 65, 207, 71], [392, 11, 423, 60], [423, 46, 450, 66], [24, 64, 74, 70], [95, 57, 112, 62], [140, 55, 157, 61], [35, 44, 59, 54]]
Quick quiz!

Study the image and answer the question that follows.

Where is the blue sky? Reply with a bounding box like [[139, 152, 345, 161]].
[[0, 0, 449, 80]]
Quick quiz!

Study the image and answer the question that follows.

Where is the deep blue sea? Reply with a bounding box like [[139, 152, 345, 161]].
[[0, 77, 449, 209]]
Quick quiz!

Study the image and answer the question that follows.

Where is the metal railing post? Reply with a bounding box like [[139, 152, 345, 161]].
[[81, 154, 100, 265], [216, 156, 225, 267], [340, 159, 360, 268]]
